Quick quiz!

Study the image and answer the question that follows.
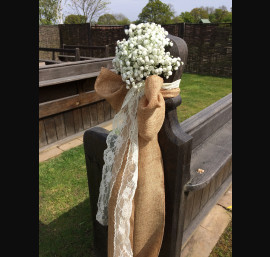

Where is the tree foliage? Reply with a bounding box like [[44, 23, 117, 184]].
[[97, 13, 131, 25], [97, 14, 118, 25], [209, 7, 232, 23], [114, 13, 131, 25], [179, 11, 194, 23], [190, 8, 209, 23], [138, 0, 174, 24], [64, 14, 87, 24], [39, 0, 58, 25], [178, 6, 232, 24], [69, 0, 110, 25]]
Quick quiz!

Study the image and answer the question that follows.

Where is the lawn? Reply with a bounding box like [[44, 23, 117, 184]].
[[39, 73, 232, 257]]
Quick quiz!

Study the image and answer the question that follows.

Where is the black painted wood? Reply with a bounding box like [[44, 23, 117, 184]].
[[84, 127, 109, 257], [184, 119, 232, 192]]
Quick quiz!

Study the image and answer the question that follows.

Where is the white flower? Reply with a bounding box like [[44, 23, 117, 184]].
[[130, 24, 136, 29], [112, 23, 184, 89]]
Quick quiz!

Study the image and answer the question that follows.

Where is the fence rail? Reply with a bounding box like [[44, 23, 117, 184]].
[[39, 47, 81, 61], [63, 44, 110, 59]]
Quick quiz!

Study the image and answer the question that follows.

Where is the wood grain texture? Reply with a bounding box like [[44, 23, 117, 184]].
[[54, 114, 66, 140], [73, 108, 84, 133], [103, 101, 111, 121], [81, 105, 91, 129], [43, 117, 57, 144], [96, 101, 105, 124], [39, 91, 104, 119], [39, 58, 114, 81], [89, 104, 98, 127], [63, 111, 75, 137], [39, 120, 47, 147]]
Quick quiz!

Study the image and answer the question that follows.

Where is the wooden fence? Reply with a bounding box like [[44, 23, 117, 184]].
[[39, 57, 116, 150], [39, 23, 232, 77]]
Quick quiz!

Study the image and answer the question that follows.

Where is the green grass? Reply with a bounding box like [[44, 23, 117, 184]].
[[39, 73, 232, 257], [177, 73, 232, 122], [39, 145, 95, 257], [209, 219, 232, 257]]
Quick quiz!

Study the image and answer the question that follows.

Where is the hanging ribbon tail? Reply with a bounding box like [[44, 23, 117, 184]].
[[94, 68, 180, 257]]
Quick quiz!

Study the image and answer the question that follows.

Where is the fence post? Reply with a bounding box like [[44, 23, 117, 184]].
[[75, 48, 80, 61], [178, 23, 185, 39], [52, 50, 55, 60], [105, 45, 109, 57]]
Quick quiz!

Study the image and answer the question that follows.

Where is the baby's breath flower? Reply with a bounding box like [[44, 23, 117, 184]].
[[113, 23, 184, 89]]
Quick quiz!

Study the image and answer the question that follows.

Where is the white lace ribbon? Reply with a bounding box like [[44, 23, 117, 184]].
[[96, 79, 180, 257]]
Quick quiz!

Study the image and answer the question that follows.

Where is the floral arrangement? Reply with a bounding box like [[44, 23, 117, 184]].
[[112, 23, 184, 89]]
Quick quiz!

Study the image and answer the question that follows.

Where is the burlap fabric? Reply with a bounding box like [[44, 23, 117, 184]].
[[94, 67, 180, 257]]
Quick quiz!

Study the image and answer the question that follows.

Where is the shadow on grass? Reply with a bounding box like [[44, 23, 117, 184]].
[[39, 198, 97, 257]]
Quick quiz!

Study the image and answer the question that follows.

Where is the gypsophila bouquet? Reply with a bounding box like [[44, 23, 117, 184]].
[[112, 23, 184, 89]]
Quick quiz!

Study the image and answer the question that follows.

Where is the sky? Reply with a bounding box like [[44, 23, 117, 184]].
[[105, 0, 232, 21], [63, 0, 232, 22]]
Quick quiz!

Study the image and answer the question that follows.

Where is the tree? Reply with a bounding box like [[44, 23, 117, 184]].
[[138, 0, 174, 25], [179, 11, 194, 23], [190, 8, 209, 23], [64, 14, 87, 23], [39, 0, 58, 25], [209, 8, 231, 23], [97, 14, 118, 25], [69, 0, 110, 25], [170, 15, 184, 24], [114, 13, 131, 25]]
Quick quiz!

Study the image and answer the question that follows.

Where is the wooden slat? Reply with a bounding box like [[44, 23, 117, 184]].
[[199, 182, 211, 209], [81, 105, 91, 129], [191, 189, 203, 220], [43, 117, 57, 144], [73, 108, 84, 133], [63, 111, 75, 136], [64, 44, 106, 49], [39, 72, 100, 87], [39, 57, 114, 70], [54, 114, 66, 140], [183, 192, 195, 231], [39, 120, 47, 147], [39, 69, 116, 87], [97, 101, 105, 124], [39, 59, 114, 81], [103, 101, 111, 121], [39, 47, 75, 53], [110, 105, 116, 119], [39, 91, 104, 119], [89, 104, 98, 127], [208, 179, 216, 200]]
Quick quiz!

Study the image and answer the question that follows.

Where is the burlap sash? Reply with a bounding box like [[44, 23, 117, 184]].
[[94, 68, 179, 257]]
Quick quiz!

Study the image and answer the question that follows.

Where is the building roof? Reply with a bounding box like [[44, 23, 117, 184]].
[[200, 19, 211, 23]]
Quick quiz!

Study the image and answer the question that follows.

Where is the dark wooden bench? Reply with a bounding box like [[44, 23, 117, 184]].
[[39, 57, 116, 150], [83, 35, 232, 257], [83, 93, 232, 257], [39, 57, 114, 87]]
